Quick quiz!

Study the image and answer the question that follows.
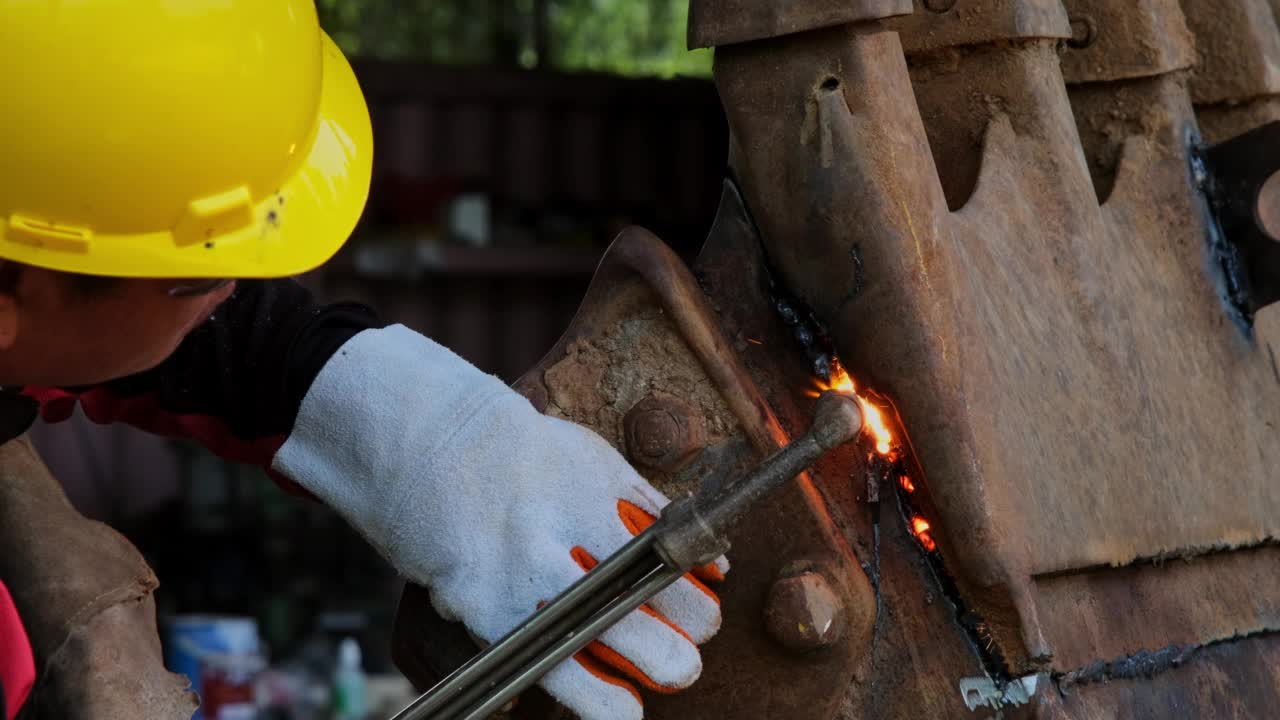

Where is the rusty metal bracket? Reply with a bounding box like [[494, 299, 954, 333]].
[[1198, 120, 1280, 324], [392, 227, 877, 720]]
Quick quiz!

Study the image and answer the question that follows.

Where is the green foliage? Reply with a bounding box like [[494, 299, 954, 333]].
[[316, 0, 501, 66], [316, 0, 711, 78], [548, 0, 710, 77]]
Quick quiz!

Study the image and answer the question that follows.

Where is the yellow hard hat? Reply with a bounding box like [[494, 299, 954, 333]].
[[0, 0, 373, 279]]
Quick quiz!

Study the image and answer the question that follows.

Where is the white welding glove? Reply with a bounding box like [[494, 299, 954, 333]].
[[272, 325, 727, 720]]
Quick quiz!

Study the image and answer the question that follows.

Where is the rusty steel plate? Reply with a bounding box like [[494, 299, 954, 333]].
[[394, 227, 878, 720], [709, 0, 1280, 713], [693, 181, 993, 720]]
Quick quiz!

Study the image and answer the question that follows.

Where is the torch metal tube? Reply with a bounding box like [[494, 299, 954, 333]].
[[390, 531, 656, 720], [459, 565, 686, 720], [652, 392, 863, 571], [431, 554, 661, 720]]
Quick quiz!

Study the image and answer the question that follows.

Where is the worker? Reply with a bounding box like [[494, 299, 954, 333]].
[[0, 3, 725, 719]]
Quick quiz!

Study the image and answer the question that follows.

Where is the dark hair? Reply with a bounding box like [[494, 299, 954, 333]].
[[0, 262, 120, 298]]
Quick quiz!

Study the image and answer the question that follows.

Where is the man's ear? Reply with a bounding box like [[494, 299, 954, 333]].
[[0, 292, 17, 350]]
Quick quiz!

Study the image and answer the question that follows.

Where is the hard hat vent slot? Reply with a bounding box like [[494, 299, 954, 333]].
[[6, 215, 92, 253], [174, 186, 255, 247]]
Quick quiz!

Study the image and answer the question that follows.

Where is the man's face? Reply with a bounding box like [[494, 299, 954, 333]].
[[0, 267, 235, 387]]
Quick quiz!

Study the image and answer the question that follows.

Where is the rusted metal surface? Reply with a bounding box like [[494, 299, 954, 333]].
[[1065, 73, 1187, 203], [1177, 0, 1280, 142], [1057, 0, 1195, 84], [394, 226, 877, 719], [1043, 632, 1280, 718], [687, 0, 911, 49], [885, 0, 1071, 54], [710, 2, 1280, 716], [1032, 545, 1280, 672], [1179, 0, 1280, 107], [693, 182, 984, 720], [1196, 96, 1280, 145]]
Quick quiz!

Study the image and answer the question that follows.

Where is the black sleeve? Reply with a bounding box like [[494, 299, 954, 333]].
[[24, 279, 386, 472]]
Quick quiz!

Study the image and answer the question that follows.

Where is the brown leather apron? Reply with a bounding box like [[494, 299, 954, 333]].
[[0, 436, 196, 719]]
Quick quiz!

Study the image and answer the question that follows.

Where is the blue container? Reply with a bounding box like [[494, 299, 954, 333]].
[[164, 616, 261, 720]]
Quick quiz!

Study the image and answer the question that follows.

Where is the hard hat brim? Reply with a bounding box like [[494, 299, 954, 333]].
[[0, 32, 373, 280]]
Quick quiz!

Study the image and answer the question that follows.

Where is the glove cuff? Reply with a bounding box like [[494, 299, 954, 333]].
[[271, 324, 516, 565]]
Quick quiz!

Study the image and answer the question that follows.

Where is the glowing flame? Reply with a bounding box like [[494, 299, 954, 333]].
[[809, 360, 935, 553], [812, 365, 895, 455], [910, 515, 937, 552], [860, 399, 894, 456], [825, 367, 856, 394]]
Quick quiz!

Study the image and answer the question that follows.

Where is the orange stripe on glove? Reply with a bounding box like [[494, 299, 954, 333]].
[[562, 500, 727, 704]]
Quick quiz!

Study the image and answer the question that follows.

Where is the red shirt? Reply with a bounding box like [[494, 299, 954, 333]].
[[0, 580, 34, 720]]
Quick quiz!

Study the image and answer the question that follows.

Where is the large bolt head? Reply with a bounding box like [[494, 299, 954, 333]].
[[623, 396, 705, 471], [764, 569, 847, 653]]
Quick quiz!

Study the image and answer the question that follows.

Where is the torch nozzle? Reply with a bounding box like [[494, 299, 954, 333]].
[[812, 391, 865, 450]]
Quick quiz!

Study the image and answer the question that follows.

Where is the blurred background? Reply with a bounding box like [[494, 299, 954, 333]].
[[28, 2, 728, 718]]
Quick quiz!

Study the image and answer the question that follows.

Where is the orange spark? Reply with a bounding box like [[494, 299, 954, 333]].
[[899, 475, 916, 493], [910, 515, 937, 552], [812, 365, 895, 456]]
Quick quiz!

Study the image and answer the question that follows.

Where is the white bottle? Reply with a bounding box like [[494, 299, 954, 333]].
[[333, 638, 368, 720]]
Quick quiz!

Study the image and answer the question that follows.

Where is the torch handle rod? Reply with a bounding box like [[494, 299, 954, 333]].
[[459, 564, 685, 720], [389, 531, 657, 720]]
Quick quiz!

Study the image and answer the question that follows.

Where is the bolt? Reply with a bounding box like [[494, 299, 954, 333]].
[[1068, 15, 1096, 49], [623, 396, 705, 471], [923, 0, 957, 13], [764, 568, 847, 652]]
